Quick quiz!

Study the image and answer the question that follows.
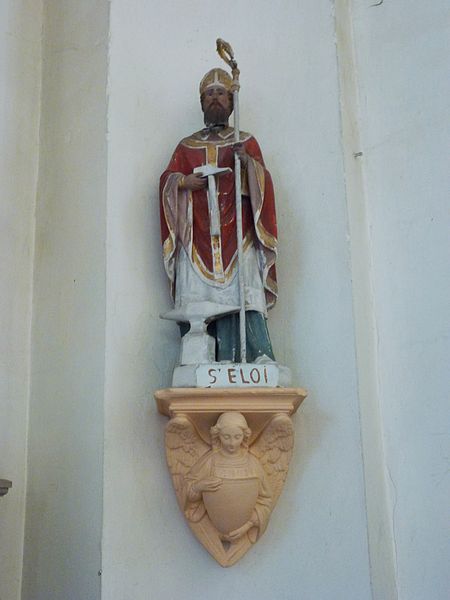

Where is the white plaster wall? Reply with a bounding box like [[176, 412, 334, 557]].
[[2, 1, 446, 597], [103, 1, 372, 598], [21, 2, 109, 599], [334, 2, 398, 598], [3, 2, 445, 598], [0, 2, 42, 599], [350, 2, 450, 599]]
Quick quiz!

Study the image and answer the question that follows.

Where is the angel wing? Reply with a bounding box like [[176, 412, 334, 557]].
[[250, 414, 294, 505], [165, 415, 209, 496]]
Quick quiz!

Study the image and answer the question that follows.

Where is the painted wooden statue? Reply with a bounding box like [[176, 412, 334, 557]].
[[160, 48, 278, 366]]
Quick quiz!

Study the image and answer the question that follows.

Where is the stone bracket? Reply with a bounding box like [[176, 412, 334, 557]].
[[155, 386, 307, 566], [155, 387, 307, 444]]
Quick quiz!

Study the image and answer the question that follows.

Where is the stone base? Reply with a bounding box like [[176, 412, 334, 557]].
[[155, 386, 306, 449], [172, 362, 292, 388]]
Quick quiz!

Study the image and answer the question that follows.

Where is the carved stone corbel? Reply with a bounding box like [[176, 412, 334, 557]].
[[155, 387, 306, 566]]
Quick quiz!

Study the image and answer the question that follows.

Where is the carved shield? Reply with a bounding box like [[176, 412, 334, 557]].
[[203, 477, 259, 534]]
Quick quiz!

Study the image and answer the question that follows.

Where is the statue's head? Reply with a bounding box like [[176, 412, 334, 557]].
[[211, 412, 251, 454], [199, 68, 233, 126]]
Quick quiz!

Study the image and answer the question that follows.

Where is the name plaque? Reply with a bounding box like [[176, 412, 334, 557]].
[[196, 363, 279, 388]]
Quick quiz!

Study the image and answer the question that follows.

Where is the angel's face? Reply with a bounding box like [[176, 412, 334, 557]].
[[219, 425, 244, 455]]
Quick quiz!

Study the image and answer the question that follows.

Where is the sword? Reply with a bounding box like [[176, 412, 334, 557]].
[[193, 164, 231, 237]]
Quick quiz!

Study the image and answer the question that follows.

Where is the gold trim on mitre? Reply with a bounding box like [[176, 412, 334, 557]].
[[199, 68, 232, 95]]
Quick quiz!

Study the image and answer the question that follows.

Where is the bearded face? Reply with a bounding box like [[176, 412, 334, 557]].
[[201, 86, 233, 126], [204, 103, 230, 126]]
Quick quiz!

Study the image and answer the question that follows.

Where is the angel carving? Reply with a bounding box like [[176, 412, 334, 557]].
[[165, 411, 294, 567]]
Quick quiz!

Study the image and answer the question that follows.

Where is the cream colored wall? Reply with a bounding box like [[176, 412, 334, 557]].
[[350, 2, 450, 599], [0, 2, 42, 599], [3, 2, 448, 599], [21, 2, 109, 599], [335, 2, 398, 598]]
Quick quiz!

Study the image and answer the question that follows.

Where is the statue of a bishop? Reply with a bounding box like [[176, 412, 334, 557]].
[[160, 68, 278, 362]]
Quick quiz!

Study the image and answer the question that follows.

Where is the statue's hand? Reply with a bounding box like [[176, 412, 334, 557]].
[[193, 476, 223, 493], [223, 520, 254, 542], [232, 143, 249, 167], [180, 173, 207, 191]]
